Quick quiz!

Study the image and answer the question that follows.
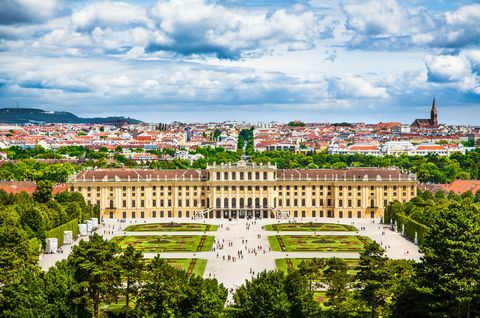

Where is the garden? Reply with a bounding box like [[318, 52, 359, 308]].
[[275, 258, 359, 273], [263, 222, 357, 232], [124, 222, 218, 232], [111, 235, 214, 252], [268, 235, 371, 252]]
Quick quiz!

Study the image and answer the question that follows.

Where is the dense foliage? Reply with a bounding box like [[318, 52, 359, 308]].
[[2, 145, 480, 183], [385, 190, 480, 228], [1, 196, 479, 317], [237, 128, 254, 155], [0, 187, 97, 248], [0, 233, 228, 318]]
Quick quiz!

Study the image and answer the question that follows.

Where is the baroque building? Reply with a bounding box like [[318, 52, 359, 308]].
[[68, 162, 417, 220]]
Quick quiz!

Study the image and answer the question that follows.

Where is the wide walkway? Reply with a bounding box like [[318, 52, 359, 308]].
[[39, 217, 421, 293]]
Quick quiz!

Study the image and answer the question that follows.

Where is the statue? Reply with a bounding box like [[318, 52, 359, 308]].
[[401, 224, 405, 236], [414, 232, 418, 245]]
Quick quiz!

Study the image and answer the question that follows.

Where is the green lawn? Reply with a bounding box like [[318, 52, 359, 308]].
[[124, 222, 218, 232], [263, 222, 357, 232], [275, 258, 359, 273], [163, 258, 207, 277], [111, 235, 214, 252], [268, 235, 371, 252]]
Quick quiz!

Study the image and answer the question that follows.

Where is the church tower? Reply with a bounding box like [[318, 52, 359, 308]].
[[430, 96, 438, 127]]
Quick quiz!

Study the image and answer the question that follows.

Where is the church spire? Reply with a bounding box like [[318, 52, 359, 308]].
[[430, 96, 438, 127]]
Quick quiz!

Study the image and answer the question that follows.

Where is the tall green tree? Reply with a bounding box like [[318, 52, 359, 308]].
[[118, 245, 144, 317], [356, 242, 389, 318], [68, 233, 121, 318], [412, 201, 480, 317], [233, 271, 291, 318], [33, 180, 53, 203], [136, 256, 189, 317]]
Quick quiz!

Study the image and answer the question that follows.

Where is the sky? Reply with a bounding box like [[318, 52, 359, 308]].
[[0, 0, 479, 124]]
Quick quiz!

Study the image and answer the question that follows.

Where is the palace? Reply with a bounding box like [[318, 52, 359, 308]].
[[68, 162, 417, 220]]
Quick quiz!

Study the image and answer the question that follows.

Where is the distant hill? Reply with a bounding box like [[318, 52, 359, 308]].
[[0, 108, 142, 124]]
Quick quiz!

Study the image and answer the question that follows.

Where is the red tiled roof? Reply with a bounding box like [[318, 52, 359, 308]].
[[441, 180, 480, 194], [0, 182, 67, 195], [349, 145, 379, 151], [416, 145, 445, 151]]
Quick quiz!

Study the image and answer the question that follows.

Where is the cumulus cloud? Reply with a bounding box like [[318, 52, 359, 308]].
[[71, 2, 150, 31], [341, 0, 480, 50], [328, 74, 388, 98], [5, 0, 331, 59], [425, 50, 480, 94], [425, 54, 470, 83], [0, 0, 57, 25], [145, 0, 320, 59]]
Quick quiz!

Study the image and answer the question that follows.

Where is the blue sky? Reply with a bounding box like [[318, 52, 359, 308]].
[[0, 0, 479, 124]]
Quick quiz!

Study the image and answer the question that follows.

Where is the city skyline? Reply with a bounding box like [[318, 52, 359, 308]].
[[1, 0, 479, 124]]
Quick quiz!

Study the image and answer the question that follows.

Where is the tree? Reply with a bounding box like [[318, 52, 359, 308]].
[[356, 242, 389, 318], [118, 245, 144, 317], [0, 267, 49, 318], [43, 260, 77, 318], [298, 258, 325, 292], [233, 271, 291, 318], [180, 275, 228, 318], [284, 270, 320, 317], [68, 233, 121, 318], [0, 226, 34, 285], [411, 201, 480, 317], [33, 180, 53, 203], [136, 256, 189, 317]]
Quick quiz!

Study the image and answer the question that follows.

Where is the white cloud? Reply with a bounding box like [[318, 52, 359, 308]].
[[328, 74, 389, 98], [342, 0, 480, 49], [71, 2, 150, 31], [425, 51, 479, 94], [425, 54, 471, 82], [146, 0, 321, 58]]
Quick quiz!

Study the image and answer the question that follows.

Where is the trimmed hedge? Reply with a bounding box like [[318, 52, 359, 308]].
[[28, 237, 40, 258], [46, 218, 79, 246], [386, 213, 429, 245]]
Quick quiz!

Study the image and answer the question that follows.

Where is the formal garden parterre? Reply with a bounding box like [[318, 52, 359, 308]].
[[111, 235, 214, 252], [275, 258, 359, 273], [268, 235, 372, 252], [263, 222, 358, 232], [124, 222, 218, 232]]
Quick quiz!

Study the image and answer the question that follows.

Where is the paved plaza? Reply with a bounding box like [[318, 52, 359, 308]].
[[39, 217, 421, 294]]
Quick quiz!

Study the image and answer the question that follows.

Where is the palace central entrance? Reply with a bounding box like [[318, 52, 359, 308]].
[[212, 208, 275, 219]]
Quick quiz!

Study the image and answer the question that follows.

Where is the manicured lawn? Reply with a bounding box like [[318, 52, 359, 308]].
[[275, 258, 359, 273], [268, 235, 371, 252], [124, 222, 218, 232], [111, 235, 214, 252], [263, 222, 357, 232], [161, 258, 207, 277]]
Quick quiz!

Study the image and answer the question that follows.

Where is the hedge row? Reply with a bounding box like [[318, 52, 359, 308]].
[[46, 218, 79, 246], [28, 237, 40, 257], [386, 213, 429, 245]]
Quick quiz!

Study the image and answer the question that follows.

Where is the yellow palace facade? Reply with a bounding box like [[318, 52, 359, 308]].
[[67, 162, 417, 220]]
